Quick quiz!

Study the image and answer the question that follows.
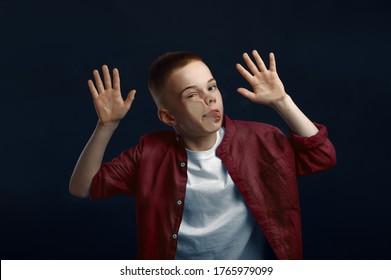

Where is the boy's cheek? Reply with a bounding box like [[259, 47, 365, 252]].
[[186, 101, 205, 116]]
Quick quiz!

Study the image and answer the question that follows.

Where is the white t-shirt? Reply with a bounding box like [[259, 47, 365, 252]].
[[175, 128, 269, 260]]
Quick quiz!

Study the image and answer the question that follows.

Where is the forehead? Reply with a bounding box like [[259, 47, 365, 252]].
[[167, 61, 214, 90]]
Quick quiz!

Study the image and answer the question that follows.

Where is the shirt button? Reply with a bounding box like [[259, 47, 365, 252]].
[[172, 233, 178, 239], [180, 162, 186, 167], [177, 200, 182, 205]]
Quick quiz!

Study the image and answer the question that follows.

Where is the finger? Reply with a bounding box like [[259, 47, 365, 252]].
[[252, 50, 268, 72], [237, 87, 255, 102], [93, 69, 105, 93], [124, 89, 136, 110], [102, 65, 112, 90], [236, 63, 253, 83], [87, 80, 99, 99], [113, 68, 120, 91], [242, 52, 260, 75], [269, 52, 277, 72]]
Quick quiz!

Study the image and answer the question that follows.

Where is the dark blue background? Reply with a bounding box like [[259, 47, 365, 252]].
[[1, 0, 390, 259]]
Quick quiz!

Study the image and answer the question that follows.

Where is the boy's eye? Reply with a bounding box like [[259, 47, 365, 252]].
[[187, 93, 198, 98], [208, 84, 217, 91]]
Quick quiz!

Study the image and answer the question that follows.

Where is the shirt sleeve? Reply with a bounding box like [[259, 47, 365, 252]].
[[288, 122, 337, 176], [89, 144, 141, 200]]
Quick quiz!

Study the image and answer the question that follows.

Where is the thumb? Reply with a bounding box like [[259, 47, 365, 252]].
[[124, 89, 136, 110], [237, 87, 255, 102]]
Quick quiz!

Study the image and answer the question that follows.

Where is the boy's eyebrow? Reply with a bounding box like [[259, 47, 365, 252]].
[[180, 78, 216, 95]]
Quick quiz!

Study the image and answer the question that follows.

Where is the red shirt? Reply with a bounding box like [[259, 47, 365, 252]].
[[90, 116, 336, 259]]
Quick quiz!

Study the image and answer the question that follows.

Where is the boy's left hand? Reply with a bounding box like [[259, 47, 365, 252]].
[[236, 50, 287, 106]]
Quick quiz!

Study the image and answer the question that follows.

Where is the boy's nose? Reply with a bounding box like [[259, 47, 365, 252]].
[[204, 93, 216, 105]]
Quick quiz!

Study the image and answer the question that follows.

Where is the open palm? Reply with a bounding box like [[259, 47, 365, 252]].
[[236, 50, 286, 106], [88, 65, 136, 125]]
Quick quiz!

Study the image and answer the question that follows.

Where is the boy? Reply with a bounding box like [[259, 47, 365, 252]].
[[69, 50, 336, 260]]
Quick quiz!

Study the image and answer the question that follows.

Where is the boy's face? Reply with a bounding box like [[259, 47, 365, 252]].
[[160, 60, 224, 140]]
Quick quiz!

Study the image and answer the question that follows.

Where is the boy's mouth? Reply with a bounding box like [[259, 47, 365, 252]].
[[203, 109, 221, 120]]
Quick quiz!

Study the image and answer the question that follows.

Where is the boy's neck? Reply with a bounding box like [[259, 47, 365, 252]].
[[182, 131, 218, 151]]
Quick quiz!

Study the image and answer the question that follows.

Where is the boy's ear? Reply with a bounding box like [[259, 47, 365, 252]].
[[158, 108, 176, 127]]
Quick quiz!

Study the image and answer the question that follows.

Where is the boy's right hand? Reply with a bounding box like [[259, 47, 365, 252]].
[[88, 65, 136, 127]]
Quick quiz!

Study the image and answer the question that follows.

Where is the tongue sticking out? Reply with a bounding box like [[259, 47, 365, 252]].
[[204, 110, 221, 121]]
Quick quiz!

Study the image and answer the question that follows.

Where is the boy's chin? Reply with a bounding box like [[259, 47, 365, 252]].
[[173, 124, 222, 138]]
